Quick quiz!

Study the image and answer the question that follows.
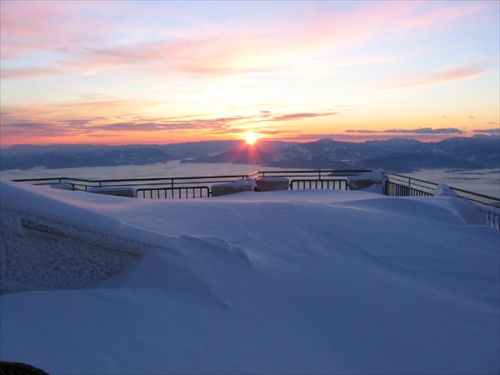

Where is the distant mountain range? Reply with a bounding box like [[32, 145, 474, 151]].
[[1, 136, 498, 173]]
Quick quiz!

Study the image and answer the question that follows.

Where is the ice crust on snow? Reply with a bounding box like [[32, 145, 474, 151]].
[[1, 210, 138, 293], [0, 181, 153, 293], [0, 179, 498, 374]]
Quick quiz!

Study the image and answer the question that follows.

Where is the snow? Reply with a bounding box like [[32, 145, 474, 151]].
[[255, 177, 289, 191], [1, 179, 499, 374], [212, 177, 257, 196], [435, 183, 459, 197], [348, 168, 387, 194], [87, 186, 136, 198]]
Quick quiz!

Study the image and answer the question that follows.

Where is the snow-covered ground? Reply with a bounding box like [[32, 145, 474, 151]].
[[0, 179, 498, 374]]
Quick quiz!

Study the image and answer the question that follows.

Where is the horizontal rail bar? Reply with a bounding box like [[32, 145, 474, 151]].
[[251, 169, 371, 179]]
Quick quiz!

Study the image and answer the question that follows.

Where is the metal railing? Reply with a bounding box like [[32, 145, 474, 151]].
[[384, 172, 500, 207], [136, 186, 211, 199], [385, 181, 434, 197], [12, 169, 499, 228], [384, 172, 438, 197], [290, 179, 348, 190], [12, 170, 368, 197], [384, 172, 500, 229], [11, 174, 252, 200], [483, 207, 500, 229]]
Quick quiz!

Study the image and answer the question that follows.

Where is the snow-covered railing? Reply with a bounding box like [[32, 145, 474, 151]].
[[385, 181, 434, 197], [12, 174, 250, 199], [12, 171, 499, 226], [384, 172, 438, 197], [385, 172, 500, 229], [248, 169, 365, 192], [385, 172, 500, 208], [12, 170, 369, 198], [482, 206, 500, 230]]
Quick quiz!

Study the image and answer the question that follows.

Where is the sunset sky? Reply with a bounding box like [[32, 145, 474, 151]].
[[1, 0, 499, 147]]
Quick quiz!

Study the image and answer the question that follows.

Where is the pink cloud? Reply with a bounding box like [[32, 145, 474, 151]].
[[386, 62, 487, 89], [0, 2, 112, 59], [1, 1, 493, 81], [1, 66, 63, 79], [1, 1, 291, 79], [292, 1, 490, 54]]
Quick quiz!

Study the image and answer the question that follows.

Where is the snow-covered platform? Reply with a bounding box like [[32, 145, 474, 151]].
[[1, 180, 498, 374]]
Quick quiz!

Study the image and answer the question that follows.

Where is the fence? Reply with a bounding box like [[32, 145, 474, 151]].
[[12, 170, 368, 199], [290, 179, 348, 190], [384, 172, 500, 207], [384, 172, 500, 229], [384, 181, 434, 197], [12, 169, 499, 228], [136, 186, 211, 199], [12, 174, 249, 199]]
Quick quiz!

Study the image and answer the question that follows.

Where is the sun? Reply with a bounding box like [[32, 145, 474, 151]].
[[242, 132, 261, 146]]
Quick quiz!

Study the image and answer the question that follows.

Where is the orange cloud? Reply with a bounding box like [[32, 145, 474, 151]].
[[0, 107, 339, 146], [271, 112, 337, 122], [1, 109, 490, 146]]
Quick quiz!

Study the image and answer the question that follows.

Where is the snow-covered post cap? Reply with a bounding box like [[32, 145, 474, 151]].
[[347, 169, 387, 194], [434, 183, 459, 197]]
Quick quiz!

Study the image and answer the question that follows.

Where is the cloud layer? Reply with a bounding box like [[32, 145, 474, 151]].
[[1, 1, 498, 146], [345, 128, 465, 135]]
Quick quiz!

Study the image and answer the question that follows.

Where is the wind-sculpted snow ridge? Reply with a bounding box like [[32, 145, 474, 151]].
[[0, 180, 253, 294], [0, 180, 498, 374]]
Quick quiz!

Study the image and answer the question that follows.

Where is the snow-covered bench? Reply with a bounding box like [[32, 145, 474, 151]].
[[255, 177, 289, 191], [211, 178, 256, 196], [88, 187, 135, 198]]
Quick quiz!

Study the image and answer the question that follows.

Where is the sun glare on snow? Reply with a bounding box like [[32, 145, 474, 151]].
[[243, 132, 261, 145]]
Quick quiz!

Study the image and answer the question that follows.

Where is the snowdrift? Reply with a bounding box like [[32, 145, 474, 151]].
[[0, 180, 498, 374]]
